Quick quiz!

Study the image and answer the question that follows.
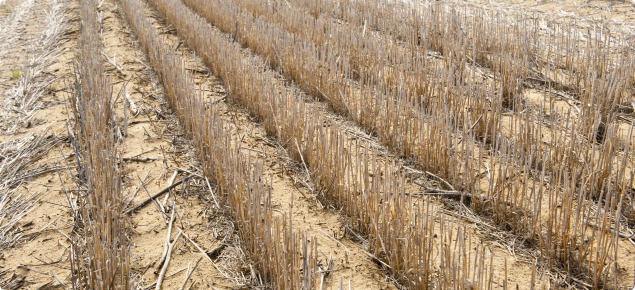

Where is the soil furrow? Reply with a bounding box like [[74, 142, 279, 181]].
[[1, 0, 633, 288], [117, 0, 400, 288], [139, 0, 544, 287], [85, 0, 262, 287]]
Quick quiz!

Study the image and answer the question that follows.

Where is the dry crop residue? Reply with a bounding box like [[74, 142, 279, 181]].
[[1, 0, 634, 288]]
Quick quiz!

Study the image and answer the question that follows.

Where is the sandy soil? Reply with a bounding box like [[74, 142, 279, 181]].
[[0, 0, 633, 288]]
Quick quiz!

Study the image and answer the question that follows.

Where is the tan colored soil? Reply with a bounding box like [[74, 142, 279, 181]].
[[1, 0, 633, 288]]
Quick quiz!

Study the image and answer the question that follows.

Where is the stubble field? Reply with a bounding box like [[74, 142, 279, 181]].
[[0, 0, 634, 288]]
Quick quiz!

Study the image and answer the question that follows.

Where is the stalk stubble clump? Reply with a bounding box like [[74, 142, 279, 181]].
[[117, 0, 319, 287]]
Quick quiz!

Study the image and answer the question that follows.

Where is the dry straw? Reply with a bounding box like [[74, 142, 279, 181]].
[[69, 0, 130, 288], [118, 0, 318, 287], [174, 0, 632, 287], [0, 0, 68, 134], [0, 128, 56, 251], [141, 0, 502, 287]]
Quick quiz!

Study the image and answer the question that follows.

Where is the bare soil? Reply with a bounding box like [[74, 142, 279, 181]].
[[0, 0, 633, 288]]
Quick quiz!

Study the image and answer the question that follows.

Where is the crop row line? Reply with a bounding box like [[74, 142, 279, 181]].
[[69, 0, 130, 288], [117, 0, 319, 287], [140, 0, 520, 287], [177, 0, 632, 286]]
